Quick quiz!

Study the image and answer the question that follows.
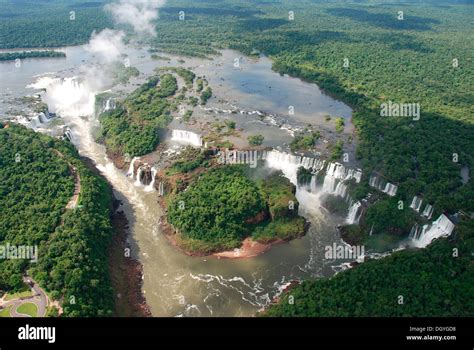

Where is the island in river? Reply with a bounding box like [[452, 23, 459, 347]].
[[97, 67, 312, 258], [161, 153, 308, 257]]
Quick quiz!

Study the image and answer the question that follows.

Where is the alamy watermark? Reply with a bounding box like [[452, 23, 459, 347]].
[[380, 101, 420, 121], [0, 243, 38, 263], [217, 150, 258, 168], [324, 243, 365, 260]]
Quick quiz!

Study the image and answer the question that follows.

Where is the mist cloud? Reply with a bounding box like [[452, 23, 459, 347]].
[[105, 0, 167, 37], [85, 29, 125, 63]]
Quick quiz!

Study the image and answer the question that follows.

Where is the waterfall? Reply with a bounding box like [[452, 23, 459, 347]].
[[421, 204, 434, 219], [27, 76, 96, 117], [64, 128, 73, 142], [309, 175, 317, 193], [369, 174, 397, 197], [383, 183, 398, 196], [264, 150, 309, 184], [408, 223, 420, 240], [144, 167, 158, 192], [326, 162, 362, 183], [104, 98, 115, 112], [264, 150, 363, 221], [321, 175, 348, 198], [264, 150, 360, 189], [410, 196, 423, 212], [346, 201, 362, 224], [171, 129, 203, 147], [410, 195, 434, 219], [135, 166, 145, 186], [30, 115, 41, 129], [410, 214, 455, 248], [38, 112, 47, 124], [127, 157, 139, 177]]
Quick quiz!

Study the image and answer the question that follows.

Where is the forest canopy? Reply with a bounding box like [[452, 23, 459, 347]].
[[0, 124, 115, 317], [167, 166, 305, 253]]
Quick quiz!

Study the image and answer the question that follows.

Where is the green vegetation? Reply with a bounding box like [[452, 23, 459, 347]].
[[0, 125, 74, 292], [110, 62, 140, 85], [196, 78, 204, 92], [290, 132, 320, 152], [364, 198, 417, 236], [248, 134, 264, 146], [16, 302, 38, 317], [260, 173, 299, 220], [0, 306, 11, 317], [4, 290, 33, 301], [3, 0, 473, 318], [148, 0, 473, 316], [150, 54, 171, 61], [200, 87, 213, 105], [0, 1, 112, 49], [182, 110, 193, 122], [98, 74, 179, 157], [149, 0, 474, 215], [265, 218, 474, 317], [334, 117, 345, 133], [330, 140, 344, 161], [166, 148, 209, 175], [158, 67, 196, 87], [168, 166, 266, 252], [225, 120, 236, 130], [167, 166, 305, 253], [45, 306, 60, 317], [0, 51, 65, 61], [0, 124, 115, 317], [252, 218, 305, 243]]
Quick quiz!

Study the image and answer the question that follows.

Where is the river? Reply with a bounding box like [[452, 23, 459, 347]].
[[0, 44, 357, 316]]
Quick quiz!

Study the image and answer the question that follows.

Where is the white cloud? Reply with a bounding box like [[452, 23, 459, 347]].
[[105, 0, 167, 37], [85, 29, 126, 63]]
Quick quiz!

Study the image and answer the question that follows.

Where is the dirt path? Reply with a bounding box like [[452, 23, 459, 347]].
[[65, 165, 81, 209], [51, 149, 81, 209]]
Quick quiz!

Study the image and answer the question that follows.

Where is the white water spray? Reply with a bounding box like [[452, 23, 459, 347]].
[[410, 214, 455, 248], [171, 129, 203, 147]]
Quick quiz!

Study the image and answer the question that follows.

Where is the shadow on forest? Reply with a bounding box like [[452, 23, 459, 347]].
[[451, 92, 474, 107], [237, 30, 351, 56], [272, 58, 473, 211], [327, 8, 440, 31], [237, 18, 289, 32], [376, 33, 434, 53], [161, 6, 263, 18]]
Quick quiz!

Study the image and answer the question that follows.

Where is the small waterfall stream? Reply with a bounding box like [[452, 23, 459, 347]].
[[171, 129, 203, 147]]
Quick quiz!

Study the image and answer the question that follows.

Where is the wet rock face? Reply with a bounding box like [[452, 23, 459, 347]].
[[154, 174, 173, 195], [131, 160, 156, 186], [140, 167, 153, 186]]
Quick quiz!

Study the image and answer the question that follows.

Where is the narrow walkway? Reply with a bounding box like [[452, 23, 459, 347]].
[[51, 148, 81, 209]]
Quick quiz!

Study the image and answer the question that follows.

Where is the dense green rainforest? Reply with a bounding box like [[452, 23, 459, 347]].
[[1, 0, 472, 316], [0, 0, 111, 49], [0, 124, 114, 316], [166, 161, 306, 254], [0, 51, 66, 61]]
